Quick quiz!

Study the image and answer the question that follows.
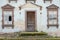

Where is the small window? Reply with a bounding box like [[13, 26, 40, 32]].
[[9, 0, 17, 3], [44, 0, 52, 3], [9, 16, 12, 21], [26, 0, 36, 3]]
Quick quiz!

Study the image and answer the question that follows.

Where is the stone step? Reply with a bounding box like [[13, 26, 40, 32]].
[[0, 33, 16, 37]]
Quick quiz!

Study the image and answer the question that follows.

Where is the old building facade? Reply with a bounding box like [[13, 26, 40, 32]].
[[0, 0, 60, 36]]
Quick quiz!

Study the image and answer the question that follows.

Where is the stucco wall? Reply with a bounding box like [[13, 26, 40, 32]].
[[0, 0, 60, 36]]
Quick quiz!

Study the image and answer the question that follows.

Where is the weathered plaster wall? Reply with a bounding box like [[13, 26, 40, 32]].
[[0, 0, 60, 36]]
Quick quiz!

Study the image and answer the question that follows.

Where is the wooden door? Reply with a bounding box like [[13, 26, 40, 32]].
[[26, 11, 35, 32]]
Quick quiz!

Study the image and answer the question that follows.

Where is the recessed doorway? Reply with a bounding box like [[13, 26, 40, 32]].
[[26, 11, 36, 32]]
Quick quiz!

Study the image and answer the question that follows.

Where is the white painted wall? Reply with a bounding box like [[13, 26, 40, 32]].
[[0, 0, 60, 36]]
